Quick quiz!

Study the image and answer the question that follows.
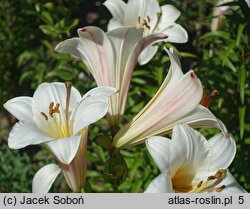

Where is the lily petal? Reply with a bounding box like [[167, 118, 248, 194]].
[[160, 23, 188, 43], [138, 45, 158, 65], [217, 171, 247, 193], [56, 27, 115, 87], [208, 133, 236, 169], [82, 86, 117, 100], [32, 164, 61, 193], [4, 96, 33, 121], [145, 173, 173, 193], [103, 0, 126, 21], [8, 121, 53, 149], [46, 135, 82, 165], [146, 125, 211, 176], [72, 97, 110, 135], [164, 105, 226, 135], [107, 18, 124, 31], [160, 5, 181, 23]]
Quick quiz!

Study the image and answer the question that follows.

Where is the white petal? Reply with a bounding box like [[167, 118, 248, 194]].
[[73, 98, 109, 134], [146, 125, 211, 176], [46, 135, 82, 165], [4, 96, 33, 121], [82, 86, 117, 100], [146, 136, 173, 173], [55, 38, 86, 59], [32, 164, 61, 193], [160, 23, 188, 43], [8, 121, 53, 149], [217, 171, 247, 193], [170, 105, 225, 133], [145, 173, 173, 193], [103, 0, 126, 21], [138, 45, 158, 65], [208, 133, 236, 169], [160, 5, 181, 23], [71, 86, 116, 134], [32, 82, 81, 136], [107, 18, 124, 31]]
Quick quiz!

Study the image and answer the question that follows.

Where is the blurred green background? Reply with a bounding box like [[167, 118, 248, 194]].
[[0, 0, 249, 192]]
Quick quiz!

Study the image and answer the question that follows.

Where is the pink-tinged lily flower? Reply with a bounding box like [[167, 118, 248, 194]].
[[4, 82, 116, 192], [145, 124, 246, 193], [103, 0, 188, 65], [112, 48, 226, 149], [55, 26, 167, 129]]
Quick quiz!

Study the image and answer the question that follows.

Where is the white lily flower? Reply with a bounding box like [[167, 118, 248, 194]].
[[55, 26, 167, 129], [112, 48, 225, 149], [103, 0, 188, 65], [4, 82, 116, 192], [145, 124, 246, 193]]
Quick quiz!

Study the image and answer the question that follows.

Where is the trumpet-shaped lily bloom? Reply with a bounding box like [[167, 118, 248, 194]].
[[103, 0, 188, 65], [55, 26, 167, 128], [112, 48, 225, 149], [145, 124, 246, 193], [4, 82, 116, 192]]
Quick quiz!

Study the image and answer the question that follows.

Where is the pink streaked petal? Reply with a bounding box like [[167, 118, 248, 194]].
[[56, 27, 115, 87]]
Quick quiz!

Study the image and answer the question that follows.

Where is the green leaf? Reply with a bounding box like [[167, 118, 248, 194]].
[[244, 138, 250, 145], [239, 106, 246, 140], [238, 68, 246, 104], [40, 11, 53, 25], [39, 25, 59, 36], [46, 68, 76, 80], [82, 180, 92, 193], [236, 24, 246, 47]]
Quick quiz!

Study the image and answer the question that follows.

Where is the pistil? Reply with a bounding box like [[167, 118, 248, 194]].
[[65, 82, 72, 137]]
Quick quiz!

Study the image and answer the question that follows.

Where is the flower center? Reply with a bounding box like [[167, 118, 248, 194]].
[[39, 82, 73, 139], [136, 13, 162, 36], [172, 166, 227, 193]]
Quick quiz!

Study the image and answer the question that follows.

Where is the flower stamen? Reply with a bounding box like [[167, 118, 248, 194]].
[[197, 180, 203, 188], [40, 112, 48, 120], [190, 169, 227, 193], [200, 89, 219, 107], [216, 185, 225, 192]]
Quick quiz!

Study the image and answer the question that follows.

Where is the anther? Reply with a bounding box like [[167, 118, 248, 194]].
[[214, 170, 222, 179], [54, 103, 60, 113], [207, 175, 216, 181], [211, 90, 219, 97], [138, 16, 141, 24], [41, 112, 48, 120], [216, 185, 225, 192], [49, 102, 54, 110], [147, 15, 151, 22], [197, 181, 203, 188]]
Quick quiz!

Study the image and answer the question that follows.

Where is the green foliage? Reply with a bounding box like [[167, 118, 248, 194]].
[[0, 0, 249, 192]]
